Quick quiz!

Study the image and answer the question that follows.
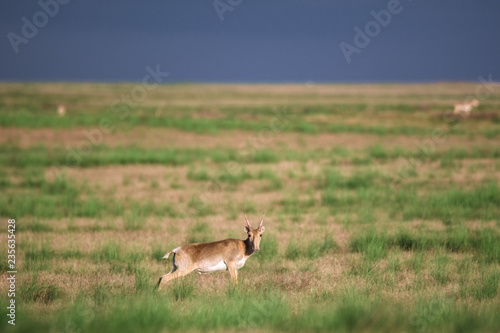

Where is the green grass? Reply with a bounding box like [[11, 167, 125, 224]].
[[0, 176, 182, 219], [123, 202, 151, 231], [398, 182, 500, 222], [349, 232, 388, 261], [319, 169, 381, 190], [285, 234, 337, 260], [22, 220, 54, 232], [214, 168, 252, 185], [134, 265, 154, 292], [19, 275, 63, 304], [186, 221, 214, 243], [466, 271, 499, 300], [5, 289, 500, 333], [187, 196, 214, 217], [151, 244, 168, 262], [0, 111, 466, 138], [24, 239, 54, 262], [349, 228, 500, 263], [92, 241, 121, 262], [257, 169, 283, 191], [170, 279, 195, 301], [187, 167, 210, 181], [2, 144, 499, 170], [2, 83, 500, 333], [258, 235, 279, 261], [432, 253, 450, 285]]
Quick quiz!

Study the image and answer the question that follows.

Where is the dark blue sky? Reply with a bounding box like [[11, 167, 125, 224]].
[[1, 0, 499, 82]]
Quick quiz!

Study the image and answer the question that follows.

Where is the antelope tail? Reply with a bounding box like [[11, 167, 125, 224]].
[[162, 247, 180, 259]]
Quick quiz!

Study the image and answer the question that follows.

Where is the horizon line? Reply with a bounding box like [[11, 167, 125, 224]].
[[0, 79, 495, 85]]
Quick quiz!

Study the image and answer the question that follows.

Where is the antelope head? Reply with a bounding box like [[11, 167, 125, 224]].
[[244, 214, 265, 252], [470, 99, 480, 107]]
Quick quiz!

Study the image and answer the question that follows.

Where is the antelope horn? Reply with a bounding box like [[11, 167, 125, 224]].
[[259, 214, 265, 229], [244, 214, 252, 228]]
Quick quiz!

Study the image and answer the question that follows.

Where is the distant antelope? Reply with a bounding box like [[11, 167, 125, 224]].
[[453, 99, 479, 117], [57, 104, 66, 117], [157, 214, 265, 290]]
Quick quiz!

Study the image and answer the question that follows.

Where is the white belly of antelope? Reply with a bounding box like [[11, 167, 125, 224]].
[[236, 257, 248, 269], [195, 257, 249, 274], [196, 261, 228, 274]]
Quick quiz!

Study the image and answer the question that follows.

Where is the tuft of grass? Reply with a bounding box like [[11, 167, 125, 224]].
[[21, 167, 45, 188], [431, 253, 450, 285], [125, 247, 147, 264], [306, 234, 337, 259], [321, 189, 337, 206], [24, 239, 53, 262], [253, 150, 279, 163], [134, 265, 154, 292], [285, 241, 301, 260], [151, 244, 167, 262], [240, 198, 257, 214], [171, 279, 195, 301], [93, 282, 112, 306], [357, 207, 376, 224], [75, 197, 104, 218], [42, 176, 76, 195], [285, 234, 337, 260], [367, 145, 390, 159], [406, 250, 424, 273], [351, 228, 500, 264], [23, 220, 53, 232], [61, 247, 84, 259], [258, 169, 283, 191], [280, 191, 314, 221], [214, 168, 252, 185], [210, 150, 238, 163], [187, 168, 210, 181], [20, 275, 63, 304], [258, 235, 279, 261], [295, 121, 318, 134], [186, 221, 213, 243], [93, 241, 121, 262], [400, 183, 500, 222], [349, 232, 388, 262], [123, 209, 143, 231], [0, 169, 10, 188], [188, 195, 214, 217], [471, 272, 499, 300]]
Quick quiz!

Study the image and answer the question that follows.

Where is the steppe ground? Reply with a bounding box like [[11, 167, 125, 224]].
[[0, 82, 499, 332]]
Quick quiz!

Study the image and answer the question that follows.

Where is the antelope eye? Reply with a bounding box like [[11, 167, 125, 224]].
[[260, 234, 263, 238]]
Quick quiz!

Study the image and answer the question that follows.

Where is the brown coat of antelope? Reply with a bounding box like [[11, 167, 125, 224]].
[[157, 214, 265, 290]]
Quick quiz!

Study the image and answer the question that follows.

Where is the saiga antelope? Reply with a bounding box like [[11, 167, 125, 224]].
[[453, 99, 479, 117], [57, 104, 66, 117], [157, 214, 265, 290]]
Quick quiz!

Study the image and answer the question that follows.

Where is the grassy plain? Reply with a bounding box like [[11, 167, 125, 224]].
[[0, 82, 499, 332]]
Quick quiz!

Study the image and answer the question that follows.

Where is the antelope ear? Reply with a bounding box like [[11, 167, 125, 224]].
[[259, 226, 265, 233], [244, 226, 250, 233]]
